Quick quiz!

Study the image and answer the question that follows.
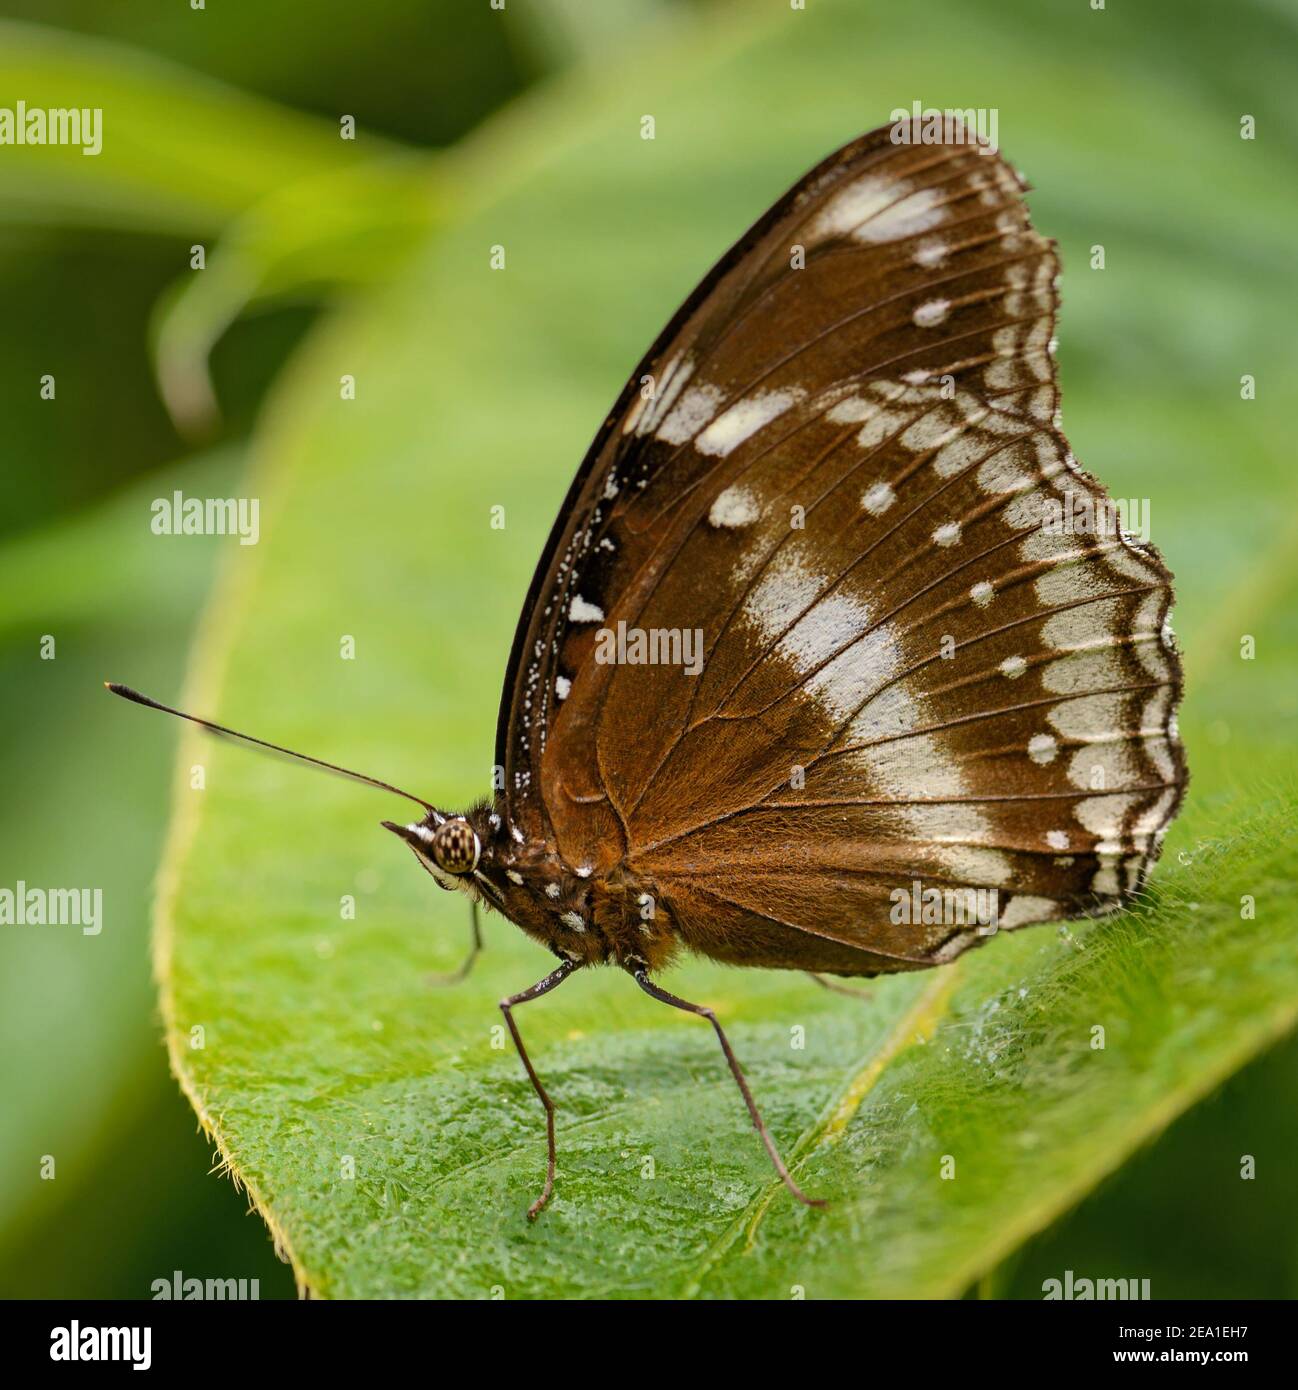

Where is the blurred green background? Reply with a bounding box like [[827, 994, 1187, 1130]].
[[0, 0, 1294, 1299]]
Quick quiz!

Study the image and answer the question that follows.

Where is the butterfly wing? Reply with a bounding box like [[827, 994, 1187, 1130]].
[[497, 122, 1185, 974]]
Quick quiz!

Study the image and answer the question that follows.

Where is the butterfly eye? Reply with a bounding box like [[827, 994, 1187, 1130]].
[[430, 819, 480, 876]]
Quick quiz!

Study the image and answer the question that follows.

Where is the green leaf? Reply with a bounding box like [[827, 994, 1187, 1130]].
[[0, 19, 398, 231], [150, 158, 440, 435], [0, 19, 441, 433], [155, 0, 1298, 1296], [0, 449, 243, 1258]]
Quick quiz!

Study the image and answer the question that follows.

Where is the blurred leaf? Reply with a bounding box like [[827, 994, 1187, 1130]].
[[1003, 1026, 1298, 1300], [151, 159, 441, 435], [152, 0, 1298, 1297], [0, 19, 410, 231], [0, 449, 245, 1260], [0, 449, 240, 635], [0, 0, 532, 151], [0, 19, 443, 435], [510, 0, 674, 70]]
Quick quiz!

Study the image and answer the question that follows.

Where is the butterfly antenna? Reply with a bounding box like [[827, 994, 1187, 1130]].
[[104, 683, 434, 811]]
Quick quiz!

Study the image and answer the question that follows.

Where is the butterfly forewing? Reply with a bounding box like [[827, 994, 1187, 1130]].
[[497, 122, 1185, 974]]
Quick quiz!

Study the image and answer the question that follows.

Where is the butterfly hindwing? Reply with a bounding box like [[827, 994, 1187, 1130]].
[[497, 121, 1184, 974]]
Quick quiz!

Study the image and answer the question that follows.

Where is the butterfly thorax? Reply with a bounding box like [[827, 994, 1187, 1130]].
[[453, 805, 679, 972]]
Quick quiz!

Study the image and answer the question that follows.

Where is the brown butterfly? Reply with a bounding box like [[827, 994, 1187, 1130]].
[[111, 119, 1186, 1219]]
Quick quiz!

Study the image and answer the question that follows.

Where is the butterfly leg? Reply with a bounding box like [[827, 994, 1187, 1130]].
[[427, 900, 483, 987], [806, 972, 874, 1000], [630, 968, 825, 1209], [499, 958, 578, 1220]]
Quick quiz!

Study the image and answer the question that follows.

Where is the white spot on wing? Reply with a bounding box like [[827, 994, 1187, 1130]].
[[862, 482, 895, 515], [913, 298, 950, 328], [1048, 693, 1124, 740], [568, 595, 604, 623], [696, 388, 804, 457], [850, 684, 1013, 891], [708, 485, 760, 529], [856, 186, 945, 243], [657, 382, 724, 445], [740, 549, 901, 729], [1041, 647, 1124, 694], [1028, 733, 1058, 764], [812, 176, 946, 246], [779, 591, 873, 689], [856, 408, 911, 450], [813, 174, 901, 240], [638, 351, 691, 434], [622, 394, 647, 435], [805, 626, 899, 725], [931, 434, 984, 478], [827, 396, 873, 424], [742, 551, 822, 647]]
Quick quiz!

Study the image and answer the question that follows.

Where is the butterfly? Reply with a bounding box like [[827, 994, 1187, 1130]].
[[111, 118, 1185, 1219]]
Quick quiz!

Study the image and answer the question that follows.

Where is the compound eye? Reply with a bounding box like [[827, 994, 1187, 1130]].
[[431, 819, 480, 875]]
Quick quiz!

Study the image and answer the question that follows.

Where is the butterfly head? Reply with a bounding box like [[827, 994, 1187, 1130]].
[[382, 814, 481, 891]]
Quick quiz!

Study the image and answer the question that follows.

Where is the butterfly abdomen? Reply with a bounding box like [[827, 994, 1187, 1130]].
[[472, 813, 677, 970], [589, 865, 681, 973]]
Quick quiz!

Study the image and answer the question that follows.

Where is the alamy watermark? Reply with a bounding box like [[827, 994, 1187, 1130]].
[[151, 1270, 260, 1300], [1, 102, 102, 156], [1043, 1269, 1151, 1300], [889, 101, 998, 156], [890, 879, 998, 933], [151, 491, 260, 545], [1041, 493, 1151, 544], [1, 882, 101, 935], [50, 1323, 149, 1369], [594, 621, 703, 676]]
